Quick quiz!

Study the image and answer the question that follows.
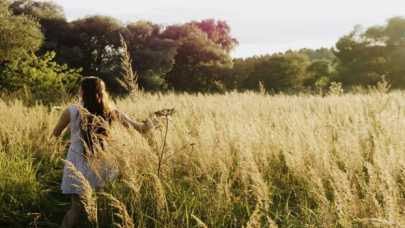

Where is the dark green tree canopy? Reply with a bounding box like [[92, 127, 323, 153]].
[[244, 52, 310, 91], [69, 15, 122, 75], [120, 21, 179, 90], [304, 59, 334, 88]]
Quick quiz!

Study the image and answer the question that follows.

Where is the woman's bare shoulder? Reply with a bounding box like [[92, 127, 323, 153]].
[[52, 107, 71, 137], [61, 107, 71, 119]]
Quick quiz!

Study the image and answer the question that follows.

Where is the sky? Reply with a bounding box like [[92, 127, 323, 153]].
[[50, 0, 405, 58]]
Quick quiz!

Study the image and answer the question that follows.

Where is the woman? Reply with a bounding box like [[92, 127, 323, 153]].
[[53, 76, 162, 228]]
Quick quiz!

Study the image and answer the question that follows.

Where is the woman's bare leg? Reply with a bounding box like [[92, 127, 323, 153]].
[[61, 194, 82, 228]]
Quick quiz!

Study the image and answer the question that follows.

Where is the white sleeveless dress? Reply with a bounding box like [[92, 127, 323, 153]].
[[61, 105, 115, 194]]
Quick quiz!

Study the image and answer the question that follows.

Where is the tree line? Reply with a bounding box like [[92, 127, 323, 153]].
[[1, 0, 405, 95]]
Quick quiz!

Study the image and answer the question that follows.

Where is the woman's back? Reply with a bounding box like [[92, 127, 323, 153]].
[[61, 105, 113, 194], [68, 105, 83, 153]]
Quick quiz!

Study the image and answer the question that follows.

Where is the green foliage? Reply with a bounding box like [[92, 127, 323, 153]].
[[9, 0, 72, 62], [69, 15, 122, 76], [0, 0, 43, 62], [334, 17, 405, 88], [221, 57, 260, 91], [162, 20, 237, 92], [121, 21, 179, 90], [9, 0, 65, 20], [305, 59, 334, 88], [297, 47, 335, 61], [0, 52, 82, 94], [244, 52, 310, 92], [0, 0, 81, 101]]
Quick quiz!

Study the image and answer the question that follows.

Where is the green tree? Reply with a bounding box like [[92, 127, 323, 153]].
[[69, 15, 122, 76], [244, 52, 310, 91], [0, 0, 43, 63], [298, 48, 335, 61], [334, 25, 386, 85], [61, 15, 124, 92], [304, 59, 333, 88], [334, 17, 405, 87], [9, 0, 72, 60], [220, 56, 259, 91], [121, 21, 179, 90], [161, 20, 238, 92], [9, 0, 64, 19]]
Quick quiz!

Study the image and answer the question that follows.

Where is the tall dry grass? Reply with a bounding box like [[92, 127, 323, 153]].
[[1, 90, 405, 227]]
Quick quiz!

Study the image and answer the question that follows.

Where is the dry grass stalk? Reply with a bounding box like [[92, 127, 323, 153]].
[[246, 203, 262, 228], [354, 217, 396, 226], [116, 33, 138, 95], [99, 192, 135, 228], [122, 178, 142, 194], [150, 173, 165, 218], [191, 214, 208, 228]]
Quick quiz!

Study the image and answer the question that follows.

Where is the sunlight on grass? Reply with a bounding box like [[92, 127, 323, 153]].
[[1, 91, 405, 227]]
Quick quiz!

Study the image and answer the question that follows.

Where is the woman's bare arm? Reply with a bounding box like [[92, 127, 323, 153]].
[[53, 108, 70, 137], [114, 110, 158, 133]]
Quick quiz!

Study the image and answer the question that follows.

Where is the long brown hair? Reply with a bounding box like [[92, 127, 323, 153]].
[[79, 76, 113, 156]]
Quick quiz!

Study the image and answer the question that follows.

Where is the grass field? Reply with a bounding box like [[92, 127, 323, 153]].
[[1, 90, 405, 227]]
